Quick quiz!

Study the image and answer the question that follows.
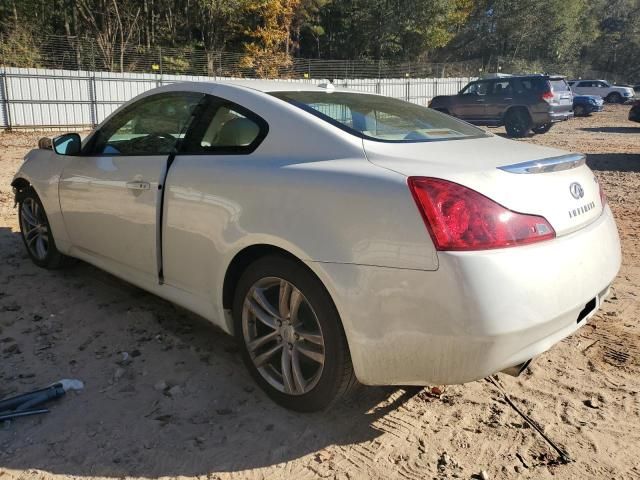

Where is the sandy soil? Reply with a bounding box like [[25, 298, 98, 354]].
[[0, 105, 639, 480]]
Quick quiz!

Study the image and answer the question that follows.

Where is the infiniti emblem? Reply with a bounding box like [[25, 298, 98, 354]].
[[569, 182, 584, 199]]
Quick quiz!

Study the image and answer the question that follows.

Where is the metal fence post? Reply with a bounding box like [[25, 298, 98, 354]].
[[88, 74, 98, 128], [1, 70, 12, 131], [406, 79, 410, 101]]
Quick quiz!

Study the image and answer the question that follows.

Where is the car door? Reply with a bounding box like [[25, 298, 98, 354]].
[[58, 91, 203, 281], [451, 80, 491, 122], [159, 96, 268, 318], [573, 81, 594, 96], [484, 79, 515, 120]]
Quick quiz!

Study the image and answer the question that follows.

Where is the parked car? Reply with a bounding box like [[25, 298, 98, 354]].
[[573, 95, 604, 116], [429, 74, 573, 137], [12, 82, 621, 411], [569, 80, 635, 103], [629, 99, 640, 122]]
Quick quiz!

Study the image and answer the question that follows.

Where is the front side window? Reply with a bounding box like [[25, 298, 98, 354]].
[[462, 81, 490, 95], [86, 92, 203, 155], [271, 91, 487, 142]]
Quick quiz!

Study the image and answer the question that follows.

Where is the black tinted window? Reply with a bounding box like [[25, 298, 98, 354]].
[[463, 81, 490, 95], [491, 80, 513, 95], [518, 78, 548, 93], [88, 92, 203, 155]]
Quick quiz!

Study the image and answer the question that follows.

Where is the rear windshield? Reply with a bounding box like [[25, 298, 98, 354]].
[[550, 79, 570, 92], [270, 91, 488, 142]]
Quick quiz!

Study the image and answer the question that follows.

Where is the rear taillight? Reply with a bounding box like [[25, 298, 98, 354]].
[[408, 177, 556, 251], [541, 91, 554, 103]]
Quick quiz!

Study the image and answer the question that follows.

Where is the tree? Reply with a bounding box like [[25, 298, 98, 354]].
[[240, 0, 301, 78]]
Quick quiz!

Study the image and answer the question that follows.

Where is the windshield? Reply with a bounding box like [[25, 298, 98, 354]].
[[550, 79, 570, 92], [270, 91, 488, 142]]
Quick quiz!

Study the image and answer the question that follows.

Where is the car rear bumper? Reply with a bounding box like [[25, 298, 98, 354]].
[[315, 205, 621, 385], [548, 110, 574, 122]]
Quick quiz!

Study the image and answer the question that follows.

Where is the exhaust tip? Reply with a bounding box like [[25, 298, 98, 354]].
[[501, 358, 532, 377]]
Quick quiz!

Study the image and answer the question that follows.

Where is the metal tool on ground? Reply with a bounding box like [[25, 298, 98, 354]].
[[0, 379, 84, 422]]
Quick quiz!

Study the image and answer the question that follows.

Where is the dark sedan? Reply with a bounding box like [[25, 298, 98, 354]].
[[629, 100, 640, 123], [573, 95, 604, 116]]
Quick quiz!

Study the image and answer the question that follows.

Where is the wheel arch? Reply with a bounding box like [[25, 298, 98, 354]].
[[503, 105, 531, 121], [11, 177, 33, 205], [221, 243, 353, 345]]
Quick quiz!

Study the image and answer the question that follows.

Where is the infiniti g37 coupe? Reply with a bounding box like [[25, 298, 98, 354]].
[[12, 81, 621, 411]]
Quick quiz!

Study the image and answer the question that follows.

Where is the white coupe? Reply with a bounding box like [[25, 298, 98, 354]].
[[12, 81, 621, 411]]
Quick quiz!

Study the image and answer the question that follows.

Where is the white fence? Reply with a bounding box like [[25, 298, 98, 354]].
[[0, 67, 474, 130]]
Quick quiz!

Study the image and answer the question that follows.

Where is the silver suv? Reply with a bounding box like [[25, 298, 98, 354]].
[[569, 80, 635, 103]]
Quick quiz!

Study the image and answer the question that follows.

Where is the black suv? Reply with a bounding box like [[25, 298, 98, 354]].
[[429, 75, 573, 137]]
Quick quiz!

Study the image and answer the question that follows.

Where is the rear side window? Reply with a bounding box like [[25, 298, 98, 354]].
[[181, 96, 268, 154], [271, 91, 487, 142], [519, 78, 548, 93], [491, 80, 514, 95]]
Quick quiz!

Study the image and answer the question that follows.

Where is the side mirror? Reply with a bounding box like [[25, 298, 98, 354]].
[[52, 133, 82, 156], [38, 137, 52, 150]]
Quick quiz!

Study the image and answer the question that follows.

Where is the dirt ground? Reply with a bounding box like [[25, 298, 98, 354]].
[[0, 105, 638, 480]]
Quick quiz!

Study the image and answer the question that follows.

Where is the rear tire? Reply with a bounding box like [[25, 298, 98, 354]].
[[532, 123, 553, 134], [504, 109, 532, 137], [233, 255, 358, 412], [573, 105, 587, 117], [18, 188, 70, 269], [606, 92, 623, 104]]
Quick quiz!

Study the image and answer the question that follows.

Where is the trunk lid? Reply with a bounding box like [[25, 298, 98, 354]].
[[549, 77, 573, 110], [364, 135, 604, 236]]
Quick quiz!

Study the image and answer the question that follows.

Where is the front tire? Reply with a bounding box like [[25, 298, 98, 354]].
[[504, 109, 532, 137], [18, 188, 69, 269], [573, 105, 587, 117], [606, 92, 623, 104], [233, 255, 357, 412]]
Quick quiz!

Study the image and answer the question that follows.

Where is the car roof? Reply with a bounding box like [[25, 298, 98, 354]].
[[206, 79, 354, 93], [475, 74, 565, 81]]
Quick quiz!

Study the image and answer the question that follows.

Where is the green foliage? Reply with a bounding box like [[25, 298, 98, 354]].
[[0, 24, 42, 67], [0, 0, 637, 80]]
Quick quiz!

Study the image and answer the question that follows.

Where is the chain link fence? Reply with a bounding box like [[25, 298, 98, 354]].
[[2, 34, 629, 81], [1, 34, 488, 79]]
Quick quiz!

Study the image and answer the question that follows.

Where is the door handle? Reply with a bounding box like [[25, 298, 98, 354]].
[[126, 181, 150, 190], [476, 98, 485, 102], [504, 97, 513, 100]]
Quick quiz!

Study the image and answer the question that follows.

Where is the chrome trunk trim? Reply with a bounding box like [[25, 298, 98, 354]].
[[498, 153, 586, 174]]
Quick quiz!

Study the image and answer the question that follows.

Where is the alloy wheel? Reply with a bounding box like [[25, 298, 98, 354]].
[[20, 197, 49, 261], [242, 277, 325, 395]]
